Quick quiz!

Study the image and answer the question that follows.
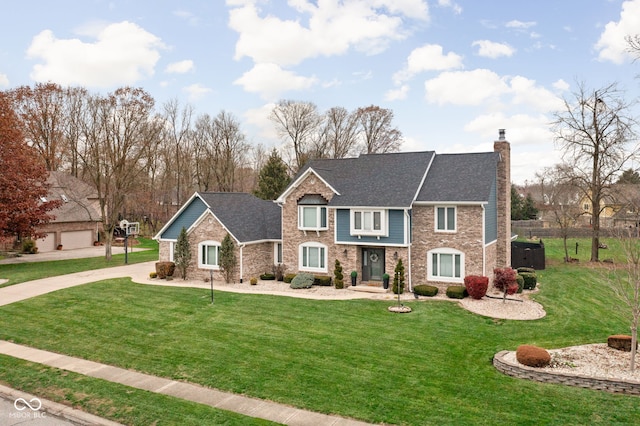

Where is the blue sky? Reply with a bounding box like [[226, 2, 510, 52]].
[[1, 0, 639, 184]]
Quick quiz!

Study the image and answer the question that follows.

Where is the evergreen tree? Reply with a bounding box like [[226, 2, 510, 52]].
[[334, 259, 344, 289], [617, 168, 640, 184], [521, 193, 539, 220], [174, 226, 191, 280], [511, 185, 524, 220], [219, 233, 237, 283], [392, 259, 405, 294], [254, 149, 291, 200]]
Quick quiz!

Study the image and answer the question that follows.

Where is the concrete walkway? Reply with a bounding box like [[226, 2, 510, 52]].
[[0, 259, 376, 425]]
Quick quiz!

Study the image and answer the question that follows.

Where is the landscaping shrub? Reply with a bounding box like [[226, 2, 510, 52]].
[[520, 272, 537, 290], [22, 239, 37, 254], [290, 273, 314, 289], [413, 285, 438, 297], [516, 345, 551, 368], [273, 263, 285, 281], [392, 259, 405, 294], [155, 261, 175, 279], [334, 259, 344, 289], [515, 274, 524, 293], [283, 273, 296, 283], [517, 267, 535, 274], [464, 275, 489, 299], [493, 267, 518, 300], [260, 273, 276, 280], [608, 334, 637, 352], [314, 275, 332, 286], [149, 272, 158, 279], [446, 285, 467, 299], [250, 277, 258, 285]]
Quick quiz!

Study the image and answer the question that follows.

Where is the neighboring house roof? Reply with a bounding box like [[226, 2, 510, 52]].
[[416, 152, 499, 203], [46, 171, 101, 223], [198, 192, 281, 242], [155, 192, 281, 243], [287, 151, 436, 207]]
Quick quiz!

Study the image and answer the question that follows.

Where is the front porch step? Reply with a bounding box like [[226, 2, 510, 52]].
[[347, 285, 389, 294]]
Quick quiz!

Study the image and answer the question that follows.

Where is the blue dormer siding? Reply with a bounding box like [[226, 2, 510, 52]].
[[160, 196, 208, 240], [335, 209, 406, 245], [484, 177, 497, 244]]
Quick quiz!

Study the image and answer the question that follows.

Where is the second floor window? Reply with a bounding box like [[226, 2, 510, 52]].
[[298, 206, 328, 230], [436, 206, 456, 232], [351, 210, 386, 236]]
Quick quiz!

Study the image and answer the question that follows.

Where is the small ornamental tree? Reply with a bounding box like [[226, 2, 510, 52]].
[[493, 267, 518, 303], [174, 226, 191, 280], [464, 275, 489, 300], [392, 259, 405, 294], [219, 233, 237, 283], [334, 259, 344, 289]]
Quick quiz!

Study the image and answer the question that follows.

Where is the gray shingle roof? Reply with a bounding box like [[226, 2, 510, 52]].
[[297, 151, 435, 207], [416, 152, 499, 202], [198, 192, 281, 242], [47, 171, 101, 223]]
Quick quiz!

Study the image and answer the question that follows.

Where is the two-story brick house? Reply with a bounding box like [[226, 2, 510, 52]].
[[155, 130, 511, 291]]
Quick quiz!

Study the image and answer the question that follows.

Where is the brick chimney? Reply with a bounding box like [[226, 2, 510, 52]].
[[494, 129, 511, 267]]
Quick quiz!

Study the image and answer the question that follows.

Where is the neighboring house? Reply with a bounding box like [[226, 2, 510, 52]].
[[156, 131, 511, 291], [154, 192, 282, 282], [36, 171, 102, 252]]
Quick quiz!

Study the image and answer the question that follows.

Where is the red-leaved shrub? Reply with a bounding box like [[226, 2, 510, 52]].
[[493, 267, 518, 301], [464, 275, 489, 299], [516, 344, 551, 367]]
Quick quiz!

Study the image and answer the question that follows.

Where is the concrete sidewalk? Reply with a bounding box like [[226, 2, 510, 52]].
[[0, 341, 371, 425], [0, 261, 376, 425]]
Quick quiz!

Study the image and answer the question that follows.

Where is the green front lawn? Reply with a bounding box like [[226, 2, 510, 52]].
[[0, 243, 638, 425], [0, 238, 158, 288]]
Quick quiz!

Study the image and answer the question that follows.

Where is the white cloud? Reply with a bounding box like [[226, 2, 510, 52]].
[[506, 20, 536, 29], [26, 21, 165, 88], [233, 63, 318, 100], [385, 84, 409, 101], [0, 73, 8, 87], [437, 0, 462, 14], [424, 69, 509, 106], [552, 79, 570, 92], [595, 0, 640, 64], [471, 40, 515, 59], [183, 83, 212, 101], [228, 1, 428, 66], [509, 76, 563, 112], [173, 10, 200, 26], [165, 60, 194, 74], [243, 102, 280, 141], [393, 44, 463, 84]]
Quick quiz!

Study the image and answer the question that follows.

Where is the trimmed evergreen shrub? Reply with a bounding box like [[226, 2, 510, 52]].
[[520, 272, 537, 290], [446, 285, 467, 299], [464, 275, 489, 299], [516, 345, 551, 368], [290, 273, 314, 289], [283, 273, 296, 283], [314, 275, 332, 286], [149, 272, 158, 279], [413, 285, 438, 297], [392, 259, 405, 294], [334, 259, 344, 289], [260, 273, 276, 280], [515, 274, 525, 293], [250, 277, 258, 285], [517, 267, 535, 274], [22, 239, 37, 254]]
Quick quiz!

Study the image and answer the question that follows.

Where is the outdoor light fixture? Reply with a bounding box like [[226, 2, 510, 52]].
[[394, 251, 398, 260]]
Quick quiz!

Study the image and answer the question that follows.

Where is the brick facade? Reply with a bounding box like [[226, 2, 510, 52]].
[[494, 138, 511, 267]]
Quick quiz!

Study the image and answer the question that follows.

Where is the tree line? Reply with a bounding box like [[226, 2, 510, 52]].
[[0, 83, 403, 257]]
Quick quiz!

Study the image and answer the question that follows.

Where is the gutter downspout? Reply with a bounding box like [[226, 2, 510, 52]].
[[405, 209, 412, 292], [481, 204, 486, 278], [239, 244, 245, 283]]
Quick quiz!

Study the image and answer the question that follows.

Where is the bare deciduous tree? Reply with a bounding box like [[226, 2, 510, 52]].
[[270, 100, 321, 172], [553, 82, 639, 262], [162, 98, 194, 206], [321, 106, 359, 158], [355, 105, 402, 154]]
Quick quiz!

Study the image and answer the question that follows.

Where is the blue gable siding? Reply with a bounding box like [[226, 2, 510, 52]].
[[336, 209, 406, 245], [161, 196, 208, 240], [485, 178, 497, 244]]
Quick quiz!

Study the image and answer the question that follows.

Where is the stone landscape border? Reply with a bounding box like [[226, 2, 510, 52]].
[[493, 350, 640, 395]]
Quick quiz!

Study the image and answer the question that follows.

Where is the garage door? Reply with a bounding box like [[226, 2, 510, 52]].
[[37, 234, 57, 252], [61, 230, 93, 250]]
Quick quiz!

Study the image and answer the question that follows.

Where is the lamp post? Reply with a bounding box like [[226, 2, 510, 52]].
[[210, 269, 214, 304]]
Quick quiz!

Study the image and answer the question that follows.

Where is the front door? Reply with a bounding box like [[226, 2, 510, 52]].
[[362, 248, 385, 281]]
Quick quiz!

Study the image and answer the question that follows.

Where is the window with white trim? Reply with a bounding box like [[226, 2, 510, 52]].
[[428, 248, 464, 282], [198, 240, 221, 269], [350, 209, 386, 236], [435, 206, 456, 232], [298, 206, 328, 230], [299, 242, 327, 273]]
